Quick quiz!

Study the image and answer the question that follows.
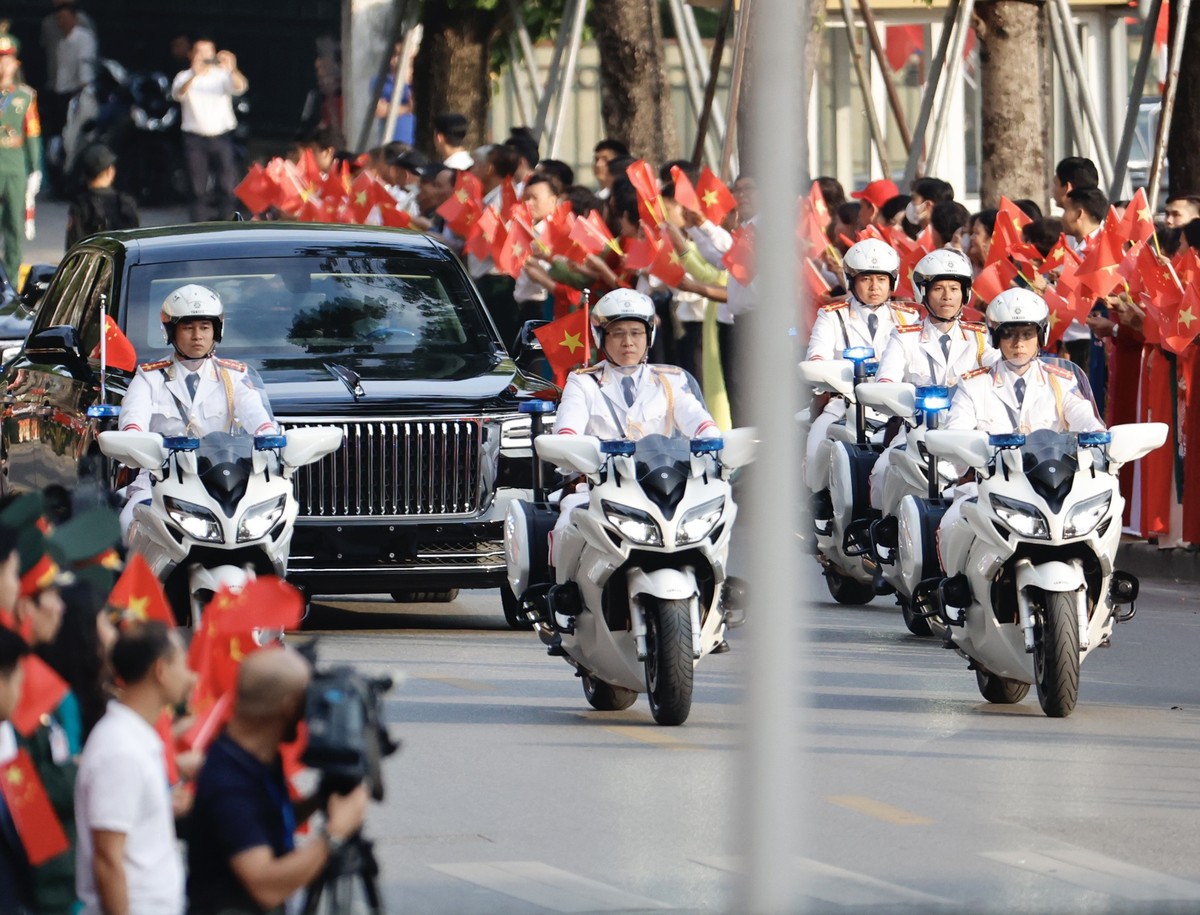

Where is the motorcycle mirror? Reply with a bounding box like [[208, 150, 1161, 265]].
[[600, 440, 635, 456], [254, 434, 288, 450], [988, 433, 1026, 449], [690, 438, 723, 455]]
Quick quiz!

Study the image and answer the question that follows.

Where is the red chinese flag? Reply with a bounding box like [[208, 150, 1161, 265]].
[[649, 240, 687, 287], [723, 224, 757, 286], [296, 196, 325, 223], [108, 553, 175, 626], [321, 160, 351, 206], [985, 196, 1033, 267], [627, 159, 666, 225], [497, 217, 535, 279], [500, 178, 519, 223], [972, 259, 1019, 306], [541, 202, 577, 258], [623, 231, 660, 272], [298, 147, 323, 189], [88, 313, 137, 372], [1121, 187, 1155, 245], [349, 171, 391, 222], [1162, 283, 1200, 356], [1043, 285, 1089, 349], [210, 576, 305, 635], [670, 166, 702, 214], [803, 258, 831, 299], [0, 749, 70, 865], [1075, 228, 1124, 300], [465, 207, 499, 260], [11, 656, 69, 737], [378, 203, 412, 229], [266, 158, 304, 214], [569, 209, 619, 257], [437, 172, 484, 237], [696, 167, 736, 224], [234, 162, 277, 215], [1138, 243, 1184, 310], [533, 308, 591, 384], [809, 180, 831, 229]]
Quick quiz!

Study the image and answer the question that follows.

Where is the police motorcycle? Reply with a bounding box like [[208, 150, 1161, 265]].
[[98, 373, 343, 625], [798, 347, 889, 604], [505, 400, 755, 725]]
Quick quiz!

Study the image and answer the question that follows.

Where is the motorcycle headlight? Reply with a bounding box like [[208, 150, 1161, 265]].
[[601, 500, 662, 546], [989, 494, 1050, 540], [676, 497, 725, 546], [164, 496, 224, 543], [1063, 492, 1111, 538], [237, 495, 287, 542]]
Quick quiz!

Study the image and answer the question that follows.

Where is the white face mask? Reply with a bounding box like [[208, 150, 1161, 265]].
[[905, 200, 922, 224]]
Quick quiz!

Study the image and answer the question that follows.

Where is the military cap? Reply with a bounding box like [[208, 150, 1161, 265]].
[[0, 24, 20, 59], [0, 493, 47, 533], [53, 508, 123, 596], [17, 526, 72, 598]]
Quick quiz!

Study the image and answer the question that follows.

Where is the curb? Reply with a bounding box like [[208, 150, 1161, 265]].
[[1116, 541, 1200, 583]]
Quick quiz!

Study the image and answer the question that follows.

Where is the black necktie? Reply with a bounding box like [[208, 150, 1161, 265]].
[[1014, 377, 1026, 406], [186, 372, 200, 401], [867, 312, 879, 339], [621, 375, 636, 407], [940, 334, 951, 359]]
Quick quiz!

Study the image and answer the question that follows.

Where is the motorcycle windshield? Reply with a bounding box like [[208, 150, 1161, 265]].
[[631, 434, 694, 520], [195, 432, 256, 518], [1038, 356, 1101, 419], [1016, 429, 1080, 512]]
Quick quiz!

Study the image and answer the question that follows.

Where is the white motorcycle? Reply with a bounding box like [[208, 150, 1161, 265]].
[[505, 412, 755, 725], [921, 421, 1167, 716], [99, 425, 342, 624], [799, 347, 888, 604]]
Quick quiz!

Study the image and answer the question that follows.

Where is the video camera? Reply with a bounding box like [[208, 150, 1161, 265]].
[[301, 661, 399, 801]]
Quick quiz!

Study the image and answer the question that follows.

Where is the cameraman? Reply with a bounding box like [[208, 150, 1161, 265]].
[[186, 648, 368, 915]]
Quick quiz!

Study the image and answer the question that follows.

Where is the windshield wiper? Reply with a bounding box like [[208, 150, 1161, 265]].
[[324, 362, 365, 400]]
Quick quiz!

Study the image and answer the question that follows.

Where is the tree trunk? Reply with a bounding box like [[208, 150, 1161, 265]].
[[976, 0, 1051, 209], [589, 0, 678, 163], [412, 2, 500, 154], [1167, 0, 1200, 197]]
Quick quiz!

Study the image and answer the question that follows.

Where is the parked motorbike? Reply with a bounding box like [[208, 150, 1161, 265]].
[[99, 424, 343, 624], [921, 421, 1167, 716], [122, 70, 188, 205], [798, 347, 887, 604], [505, 401, 754, 725]]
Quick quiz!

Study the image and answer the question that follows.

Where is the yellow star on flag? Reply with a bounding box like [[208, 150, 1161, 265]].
[[230, 637, 245, 663], [126, 595, 149, 620], [455, 189, 469, 203], [560, 331, 583, 354], [1139, 206, 1151, 221], [1180, 306, 1196, 329], [668, 251, 682, 265], [5, 767, 23, 787], [512, 243, 525, 258], [702, 190, 719, 208], [355, 191, 368, 206]]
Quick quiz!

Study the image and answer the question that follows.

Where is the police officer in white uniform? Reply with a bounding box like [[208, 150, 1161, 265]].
[[118, 284, 277, 531], [937, 289, 1104, 569], [804, 238, 920, 498], [868, 248, 997, 510]]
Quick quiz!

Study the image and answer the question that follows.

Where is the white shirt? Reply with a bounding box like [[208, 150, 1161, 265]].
[[513, 218, 549, 303], [172, 68, 240, 136], [554, 362, 717, 440], [444, 150, 474, 170], [53, 25, 97, 94], [945, 359, 1104, 434], [75, 702, 183, 915], [875, 317, 998, 386], [806, 297, 921, 361], [119, 354, 276, 438]]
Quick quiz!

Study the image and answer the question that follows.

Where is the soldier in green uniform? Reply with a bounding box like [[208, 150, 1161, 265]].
[[0, 27, 43, 283]]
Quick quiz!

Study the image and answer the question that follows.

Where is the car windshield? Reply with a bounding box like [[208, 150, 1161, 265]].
[[124, 255, 500, 381]]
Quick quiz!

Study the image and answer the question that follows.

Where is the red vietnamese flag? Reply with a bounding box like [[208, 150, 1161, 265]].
[[809, 180, 831, 229], [986, 196, 1032, 268], [466, 206, 500, 260], [696, 167, 736, 224], [627, 159, 666, 226], [803, 257, 831, 300], [296, 196, 325, 223], [11, 655, 69, 736], [1174, 247, 1200, 288], [349, 170, 392, 222], [723, 224, 757, 286], [1162, 283, 1200, 356], [540, 202, 577, 259], [321, 159, 351, 207], [234, 162, 277, 214], [1120, 187, 1156, 245], [670, 166, 702, 214], [210, 576, 305, 634], [649, 240, 687, 287], [623, 230, 660, 272], [569, 209, 621, 257], [533, 308, 591, 385], [972, 259, 1019, 306], [497, 215, 535, 279], [0, 749, 70, 865], [499, 178, 519, 223], [1138, 243, 1184, 310], [894, 233, 933, 301], [1039, 233, 1082, 275], [88, 313, 137, 372], [437, 171, 484, 237], [266, 158, 304, 214], [378, 203, 412, 228], [1075, 210, 1126, 299], [108, 552, 175, 626], [298, 147, 323, 189]]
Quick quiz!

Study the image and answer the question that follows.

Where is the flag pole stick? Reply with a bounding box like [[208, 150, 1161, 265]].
[[582, 288, 591, 365], [99, 293, 108, 406]]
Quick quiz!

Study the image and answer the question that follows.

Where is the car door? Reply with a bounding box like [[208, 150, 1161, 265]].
[[0, 252, 99, 495]]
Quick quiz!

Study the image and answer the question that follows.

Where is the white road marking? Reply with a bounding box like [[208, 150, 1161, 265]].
[[430, 860, 673, 912], [982, 849, 1200, 901], [694, 856, 953, 907]]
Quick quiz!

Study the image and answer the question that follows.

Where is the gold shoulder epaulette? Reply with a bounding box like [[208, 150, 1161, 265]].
[[822, 301, 848, 312], [896, 323, 922, 333], [961, 320, 986, 332], [1044, 363, 1075, 380], [216, 357, 248, 372], [139, 359, 171, 372], [961, 366, 990, 381], [891, 301, 920, 313], [649, 365, 682, 376], [574, 364, 603, 375]]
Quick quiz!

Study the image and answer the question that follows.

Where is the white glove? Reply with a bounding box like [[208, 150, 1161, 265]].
[[25, 170, 41, 201]]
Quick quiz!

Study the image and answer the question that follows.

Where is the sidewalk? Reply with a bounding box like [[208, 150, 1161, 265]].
[[22, 197, 191, 272], [1116, 537, 1200, 583]]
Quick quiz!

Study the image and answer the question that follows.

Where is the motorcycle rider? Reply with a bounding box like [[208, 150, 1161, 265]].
[[118, 284, 276, 532], [937, 288, 1104, 585], [804, 237, 920, 510], [868, 248, 996, 510]]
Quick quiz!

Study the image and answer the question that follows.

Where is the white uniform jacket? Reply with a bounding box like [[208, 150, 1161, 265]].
[[553, 361, 718, 441], [120, 355, 277, 437], [805, 297, 920, 362], [944, 359, 1104, 435], [875, 318, 998, 386]]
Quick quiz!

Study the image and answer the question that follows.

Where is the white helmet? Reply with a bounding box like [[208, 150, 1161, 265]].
[[986, 287, 1049, 348], [591, 288, 656, 353], [912, 248, 973, 310], [842, 238, 900, 294], [160, 284, 224, 345]]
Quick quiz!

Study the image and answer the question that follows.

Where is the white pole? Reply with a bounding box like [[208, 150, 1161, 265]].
[[547, 0, 588, 159]]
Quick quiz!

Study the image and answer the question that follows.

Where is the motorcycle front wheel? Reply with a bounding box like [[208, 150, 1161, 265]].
[[1033, 591, 1081, 718], [975, 668, 1030, 704], [645, 598, 694, 725], [581, 674, 638, 711], [825, 567, 875, 605]]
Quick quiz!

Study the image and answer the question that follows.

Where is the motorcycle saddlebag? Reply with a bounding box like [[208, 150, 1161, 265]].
[[504, 501, 558, 598]]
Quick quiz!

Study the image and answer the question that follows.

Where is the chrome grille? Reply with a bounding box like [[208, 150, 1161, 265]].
[[282, 419, 483, 517]]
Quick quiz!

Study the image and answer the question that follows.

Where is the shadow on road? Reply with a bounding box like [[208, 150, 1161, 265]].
[[303, 594, 511, 632]]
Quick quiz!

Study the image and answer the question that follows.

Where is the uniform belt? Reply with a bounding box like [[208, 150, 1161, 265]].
[[0, 137, 24, 149]]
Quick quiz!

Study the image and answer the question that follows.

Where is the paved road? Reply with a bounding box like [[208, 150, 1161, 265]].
[[303, 565, 1200, 914]]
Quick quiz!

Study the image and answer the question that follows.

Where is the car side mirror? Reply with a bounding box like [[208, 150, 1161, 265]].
[[20, 264, 56, 312], [25, 325, 87, 368], [513, 319, 549, 371]]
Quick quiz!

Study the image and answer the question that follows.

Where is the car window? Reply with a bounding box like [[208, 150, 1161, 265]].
[[32, 253, 99, 333], [78, 257, 115, 359], [123, 255, 500, 381]]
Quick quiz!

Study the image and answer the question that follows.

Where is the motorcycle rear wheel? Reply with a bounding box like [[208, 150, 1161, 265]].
[[825, 568, 875, 605], [1033, 591, 1081, 717], [581, 674, 638, 711], [901, 598, 933, 636], [501, 584, 534, 630], [645, 598, 694, 725], [975, 669, 1030, 704]]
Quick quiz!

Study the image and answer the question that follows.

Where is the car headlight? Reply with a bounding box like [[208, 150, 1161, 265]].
[[237, 495, 287, 542], [164, 496, 224, 543], [1063, 492, 1111, 538], [990, 494, 1050, 540], [601, 500, 662, 546], [676, 497, 725, 545]]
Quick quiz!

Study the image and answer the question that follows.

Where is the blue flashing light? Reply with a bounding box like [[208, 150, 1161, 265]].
[[519, 399, 557, 414], [600, 440, 636, 456], [254, 435, 288, 450], [86, 404, 120, 418], [691, 438, 724, 454], [163, 436, 200, 452], [989, 433, 1026, 448], [842, 346, 876, 362], [1077, 431, 1112, 447], [915, 385, 952, 413]]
